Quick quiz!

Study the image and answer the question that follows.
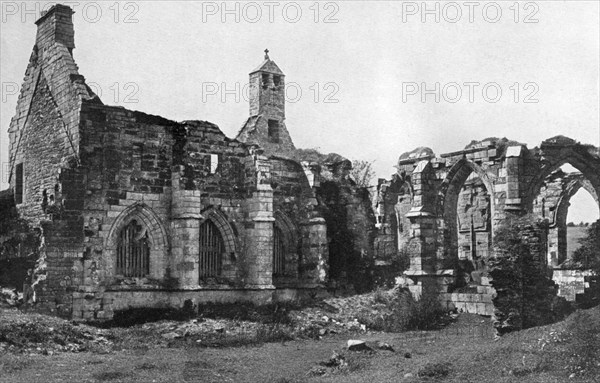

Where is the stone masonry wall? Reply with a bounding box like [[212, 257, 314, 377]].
[[270, 157, 319, 286], [378, 137, 600, 316]]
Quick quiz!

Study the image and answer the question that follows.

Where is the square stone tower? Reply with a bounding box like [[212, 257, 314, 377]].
[[237, 50, 296, 156]]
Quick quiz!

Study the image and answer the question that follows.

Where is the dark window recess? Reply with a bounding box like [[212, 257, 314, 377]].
[[273, 75, 281, 87], [268, 120, 280, 143], [273, 226, 285, 276], [262, 73, 270, 88], [15, 163, 23, 204], [117, 220, 150, 278], [42, 190, 48, 213], [199, 220, 224, 279]]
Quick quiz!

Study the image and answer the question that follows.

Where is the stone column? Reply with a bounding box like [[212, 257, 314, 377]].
[[505, 145, 525, 213], [403, 160, 443, 298], [244, 154, 275, 289], [170, 169, 203, 287]]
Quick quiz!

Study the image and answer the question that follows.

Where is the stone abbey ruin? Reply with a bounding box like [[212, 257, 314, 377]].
[[1, 5, 599, 321]]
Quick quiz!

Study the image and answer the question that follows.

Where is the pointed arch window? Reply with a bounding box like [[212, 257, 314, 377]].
[[117, 220, 150, 278], [199, 220, 224, 278]]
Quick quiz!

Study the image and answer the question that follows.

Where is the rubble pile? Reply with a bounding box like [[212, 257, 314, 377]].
[[0, 289, 405, 355], [0, 308, 112, 355]]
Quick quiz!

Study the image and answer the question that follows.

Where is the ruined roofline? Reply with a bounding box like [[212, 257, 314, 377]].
[[81, 102, 246, 145], [27, 5, 254, 146], [81, 101, 179, 127], [397, 135, 596, 167], [439, 145, 499, 159], [182, 120, 247, 144]]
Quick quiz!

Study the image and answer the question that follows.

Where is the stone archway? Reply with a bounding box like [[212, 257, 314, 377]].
[[105, 203, 169, 281], [273, 210, 299, 281], [435, 158, 495, 274], [525, 140, 600, 213], [534, 173, 600, 266], [199, 207, 238, 256]]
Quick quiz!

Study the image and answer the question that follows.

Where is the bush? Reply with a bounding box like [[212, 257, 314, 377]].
[[393, 292, 446, 331], [358, 288, 446, 332], [490, 215, 572, 334]]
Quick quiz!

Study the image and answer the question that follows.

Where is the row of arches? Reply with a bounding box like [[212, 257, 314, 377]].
[[104, 203, 299, 284], [435, 149, 600, 275]]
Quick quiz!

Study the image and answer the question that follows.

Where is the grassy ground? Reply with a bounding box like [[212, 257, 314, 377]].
[[1, 304, 599, 383]]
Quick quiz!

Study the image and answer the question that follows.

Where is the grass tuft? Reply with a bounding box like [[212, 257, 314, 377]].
[[417, 361, 452, 379]]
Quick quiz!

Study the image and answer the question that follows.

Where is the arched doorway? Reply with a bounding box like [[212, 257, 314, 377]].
[[531, 164, 600, 266], [436, 159, 495, 283]]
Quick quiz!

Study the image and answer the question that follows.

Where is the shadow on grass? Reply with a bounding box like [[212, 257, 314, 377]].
[[94, 370, 131, 381]]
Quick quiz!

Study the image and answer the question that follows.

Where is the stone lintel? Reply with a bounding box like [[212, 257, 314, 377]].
[[300, 217, 326, 225], [406, 207, 433, 218], [404, 269, 454, 277], [256, 183, 273, 191], [172, 214, 204, 220], [440, 145, 490, 159], [397, 156, 434, 166], [404, 270, 430, 276], [243, 284, 276, 290]]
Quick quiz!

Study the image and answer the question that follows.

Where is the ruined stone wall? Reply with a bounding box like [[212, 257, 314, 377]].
[[179, 120, 249, 196], [78, 102, 175, 290], [455, 176, 492, 279], [0, 191, 38, 288], [378, 137, 600, 315], [270, 157, 318, 285], [552, 269, 598, 305], [8, 4, 97, 214], [317, 161, 376, 292], [2, 4, 337, 321], [69, 103, 272, 319], [10, 74, 77, 224], [238, 117, 296, 157], [533, 172, 599, 266]]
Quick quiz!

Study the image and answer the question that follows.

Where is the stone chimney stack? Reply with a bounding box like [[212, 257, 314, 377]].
[[35, 4, 75, 50]]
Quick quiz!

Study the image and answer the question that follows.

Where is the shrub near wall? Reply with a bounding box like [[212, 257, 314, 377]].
[[0, 194, 39, 289], [489, 215, 572, 335]]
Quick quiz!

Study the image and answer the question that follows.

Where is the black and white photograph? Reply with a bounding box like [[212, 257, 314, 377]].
[[0, 1, 599, 381]]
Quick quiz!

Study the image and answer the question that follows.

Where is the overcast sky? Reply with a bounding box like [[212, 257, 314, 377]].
[[1, 1, 598, 221]]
